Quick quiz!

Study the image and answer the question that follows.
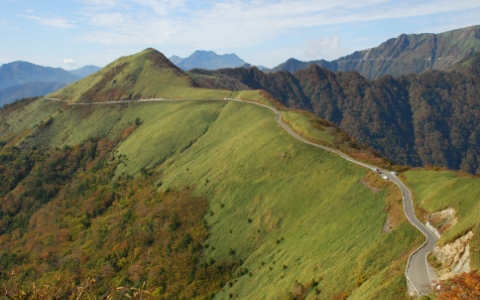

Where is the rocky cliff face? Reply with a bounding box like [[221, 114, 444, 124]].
[[432, 231, 473, 280], [427, 207, 458, 238], [426, 207, 474, 280]]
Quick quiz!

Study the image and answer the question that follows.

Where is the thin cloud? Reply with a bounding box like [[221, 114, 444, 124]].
[[0, 19, 20, 31], [51, 58, 81, 67], [74, 0, 480, 49], [133, 0, 187, 16], [19, 14, 76, 28], [303, 34, 347, 61]]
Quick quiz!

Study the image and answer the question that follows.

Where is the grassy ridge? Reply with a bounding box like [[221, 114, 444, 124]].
[[0, 98, 422, 298]]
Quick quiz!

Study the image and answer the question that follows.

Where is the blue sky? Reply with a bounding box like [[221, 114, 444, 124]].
[[1, 0, 480, 69]]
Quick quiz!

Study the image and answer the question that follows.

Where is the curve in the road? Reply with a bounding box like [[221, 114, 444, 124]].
[[45, 96, 437, 296]]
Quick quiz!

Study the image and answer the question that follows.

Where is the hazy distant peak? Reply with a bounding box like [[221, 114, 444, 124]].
[[169, 55, 183, 65], [172, 50, 246, 71], [0, 60, 80, 90], [69, 65, 101, 78]]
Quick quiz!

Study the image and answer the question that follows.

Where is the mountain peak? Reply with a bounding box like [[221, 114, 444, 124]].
[[137, 48, 179, 69], [50, 48, 196, 103]]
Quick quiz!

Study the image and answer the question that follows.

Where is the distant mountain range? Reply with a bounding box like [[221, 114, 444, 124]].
[[0, 62, 100, 106], [170, 50, 247, 70], [270, 25, 480, 78], [0, 61, 80, 90]]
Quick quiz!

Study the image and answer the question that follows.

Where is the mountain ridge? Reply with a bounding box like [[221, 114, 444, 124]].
[[270, 25, 480, 78]]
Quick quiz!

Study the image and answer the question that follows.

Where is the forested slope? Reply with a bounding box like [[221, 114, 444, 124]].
[[191, 53, 480, 173]]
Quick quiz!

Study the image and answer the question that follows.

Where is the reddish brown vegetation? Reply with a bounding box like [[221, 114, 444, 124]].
[[435, 270, 480, 299]]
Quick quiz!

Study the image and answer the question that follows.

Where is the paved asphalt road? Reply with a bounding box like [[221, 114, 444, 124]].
[[46, 96, 438, 296]]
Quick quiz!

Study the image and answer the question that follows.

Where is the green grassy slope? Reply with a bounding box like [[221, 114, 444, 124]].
[[49, 48, 232, 103], [404, 170, 480, 246], [1, 97, 422, 299], [282, 110, 335, 144]]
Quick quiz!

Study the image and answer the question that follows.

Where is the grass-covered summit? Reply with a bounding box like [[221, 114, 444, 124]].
[[49, 48, 230, 102]]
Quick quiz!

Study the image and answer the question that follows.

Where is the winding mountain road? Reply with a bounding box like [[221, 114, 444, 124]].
[[46, 96, 437, 296]]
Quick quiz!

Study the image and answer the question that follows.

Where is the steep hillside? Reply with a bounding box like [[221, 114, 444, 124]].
[[402, 169, 480, 282], [173, 50, 246, 70], [0, 94, 421, 298], [271, 25, 480, 78], [191, 54, 480, 174], [0, 61, 79, 90], [50, 48, 232, 102]]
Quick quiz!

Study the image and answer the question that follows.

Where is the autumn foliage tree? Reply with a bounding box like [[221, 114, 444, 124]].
[[435, 270, 480, 299]]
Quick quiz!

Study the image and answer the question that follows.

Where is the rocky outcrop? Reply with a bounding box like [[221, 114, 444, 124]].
[[382, 215, 393, 234], [427, 207, 457, 237], [432, 231, 473, 280]]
